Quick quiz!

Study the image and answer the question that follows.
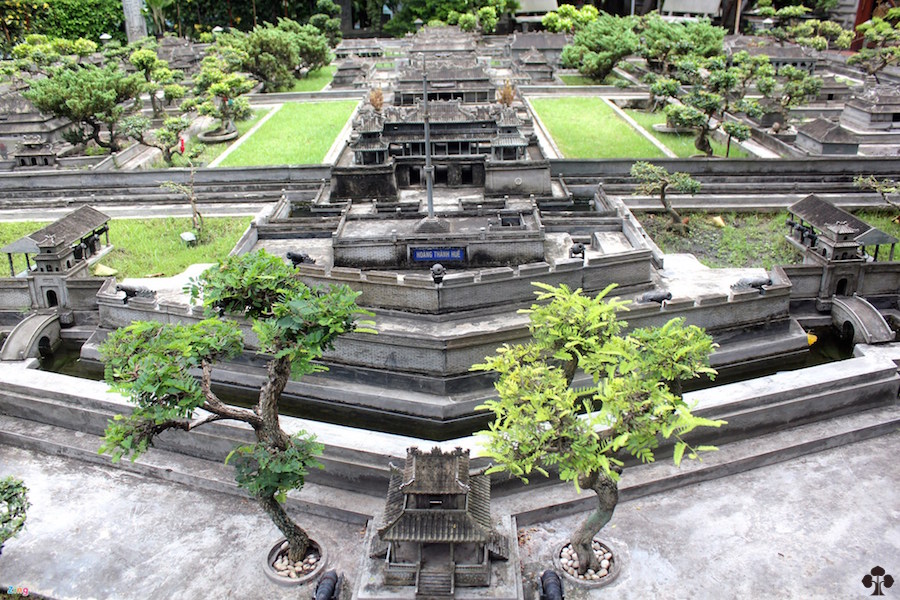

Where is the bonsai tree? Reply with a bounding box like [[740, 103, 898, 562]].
[[129, 46, 186, 118], [160, 144, 206, 231], [310, 0, 343, 46], [497, 79, 515, 106], [561, 14, 641, 82], [663, 56, 760, 156], [757, 64, 822, 123], [475, 283, 723, 575], [854, 175, 900, 222], [849, 11, 900, 83], [23, 63, 143, 152], [185, 55, 254, 135], [99, 250, 374, 562], [631, 161, 701, 233], [120, 115, 191, 166], [542, 4, 599, 33], [638, 14, 725, 74], [369, 86, 384, 112], [0, 476, 29, 557]]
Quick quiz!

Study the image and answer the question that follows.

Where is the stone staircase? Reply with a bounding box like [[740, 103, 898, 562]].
[[416, 569, 453, 599]]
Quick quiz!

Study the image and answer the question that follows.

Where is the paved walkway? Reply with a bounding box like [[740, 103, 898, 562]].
[[1, 431, 897, 599]]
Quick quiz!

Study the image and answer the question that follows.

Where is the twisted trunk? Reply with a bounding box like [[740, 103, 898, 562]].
[[257, 355, 292, 449], [694, 127, 713, 157], [258, 493, 310, 562], [659, 183, 686, 234], [571, 471, 618, 575]]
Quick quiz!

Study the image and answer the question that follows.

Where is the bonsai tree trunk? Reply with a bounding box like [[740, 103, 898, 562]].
[[659, 183, 687, 233], [258, 493, 310, 562], [694, 127, 713, 157], [252, 354, 311, 562], [571, 471, 619, 575]]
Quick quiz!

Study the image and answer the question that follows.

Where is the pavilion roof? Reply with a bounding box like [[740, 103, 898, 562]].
[[1, 206, 109, 254]]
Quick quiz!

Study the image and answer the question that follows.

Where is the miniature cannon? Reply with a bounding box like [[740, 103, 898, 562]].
[[569, 243, 585, 259], [638, 290, 672, 304], [115, 284, 157, 304], [539, 570, 564, 600], [286, 251, 316, 267], [731, 276, 772, 294], [431, 263, 446, 284], [312, 570, 341, 600]]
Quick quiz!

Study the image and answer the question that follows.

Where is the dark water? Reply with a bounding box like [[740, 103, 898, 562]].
[[39, 327, 852, 441]]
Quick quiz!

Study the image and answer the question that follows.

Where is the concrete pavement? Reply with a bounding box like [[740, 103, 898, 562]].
[[1, 431, 897, 599]]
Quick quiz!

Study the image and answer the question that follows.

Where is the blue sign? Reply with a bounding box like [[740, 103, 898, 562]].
[[412, 247, 465, 262]]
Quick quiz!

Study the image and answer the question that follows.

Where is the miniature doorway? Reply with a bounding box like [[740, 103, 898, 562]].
[[46, 290, 58, 307]]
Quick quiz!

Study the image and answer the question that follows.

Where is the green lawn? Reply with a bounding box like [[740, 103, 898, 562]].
[[288, 66, 336, 92], [0, 218, 250, 279], [531, 97, 665, 159], [559, 74, 630, 87], [623, 109, 749, 159], [0, 221, 49, 275], [161, 109, 270, 168], [218, 100, 357, 166], [640, 210, 900, 269]]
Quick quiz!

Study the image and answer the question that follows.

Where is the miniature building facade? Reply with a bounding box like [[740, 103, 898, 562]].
[[377, 447, 507, 596], [841, 82, 900, 131], [795, 118, 859, 155]]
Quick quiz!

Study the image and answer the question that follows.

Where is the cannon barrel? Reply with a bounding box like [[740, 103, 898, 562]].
[[313, 570, 340, 600], [539, 570, 564, 600], [638, 290, 672, 304]]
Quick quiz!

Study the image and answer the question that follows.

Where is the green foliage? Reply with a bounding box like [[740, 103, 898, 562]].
[[146, 0, 175, 35], [475, 283, 723, 487], [458, 13, 478, 31], [191, 250, 373, 372], [561, 13, 640, 81], [477, 6, 498, 33], [0, 0, 125, 53], [121, 114, 191, 165], [0, 476, 29, 548], [23, 63, 142, 152], [631, 161, 702, 197], [542, 4, 599, 32], [129, 46, 185, 117], [227, 433, 323, 501], [185, 54, 254, 129], [99, 318, 244, 461], [849, 16, 900, 79], [638, 13, 724, 71], [241, 22, 303, 91], [447, 10, 461, 24]]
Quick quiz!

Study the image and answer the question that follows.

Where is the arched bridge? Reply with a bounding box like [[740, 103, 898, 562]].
[[831, 295, 896, 345], [0, 313, 61, 361]]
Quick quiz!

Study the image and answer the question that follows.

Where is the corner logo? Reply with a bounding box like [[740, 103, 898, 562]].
[[863, 566, 894, 596]]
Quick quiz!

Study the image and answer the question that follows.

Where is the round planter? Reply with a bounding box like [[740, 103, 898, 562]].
[[554, 538, 624, 589], [197, 127, 238, 143], [263, 537, 327, 586]]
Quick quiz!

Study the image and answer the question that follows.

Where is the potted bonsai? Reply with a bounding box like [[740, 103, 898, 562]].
[[475, 283, 724, 583], [99, 250, 373, 582]]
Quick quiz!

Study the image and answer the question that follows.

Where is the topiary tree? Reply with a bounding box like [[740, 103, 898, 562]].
[[560, 13, 641, 82], [458, 12, 478, 32], [475, 283, 723, 575], [0, 476, 29, 557], [23, 63, 142, 152], [638, 13, 725, 73], [99, 250, 374, 562], [631, 161, 701, 233], [310, 0, 343, 46]]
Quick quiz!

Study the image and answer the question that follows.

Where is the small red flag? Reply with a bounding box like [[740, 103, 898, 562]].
[[179, 138, 185, 154]]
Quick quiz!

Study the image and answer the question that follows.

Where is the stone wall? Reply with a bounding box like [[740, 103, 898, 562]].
[[0, 279, 32, 311]]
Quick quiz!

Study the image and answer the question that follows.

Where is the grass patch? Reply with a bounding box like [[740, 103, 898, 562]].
[[0, 221, 50, 275], [640, 211, 801, 269], [559, 74, 629, 87], [374, 61, 395, 69], [102, 217, 252, 278], [219, 100, 357, 166], [288, 66, 337, 92], [856, 211, 900, 260], [159, 109, 270, 168], [531, 97, 665, 159], [0, 218, 250, 280], [623, 109, 749, 159]]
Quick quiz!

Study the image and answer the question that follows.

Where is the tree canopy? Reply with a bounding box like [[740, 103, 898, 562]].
[[475, 283, 723, 574], [100, 250, 374, 562]]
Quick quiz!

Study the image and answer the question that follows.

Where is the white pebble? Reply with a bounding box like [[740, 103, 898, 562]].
[[605, 552, 612, 560], [601, 559, 610, 569], [599, 568, 608, 577], [280, 541, 289, 551]]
